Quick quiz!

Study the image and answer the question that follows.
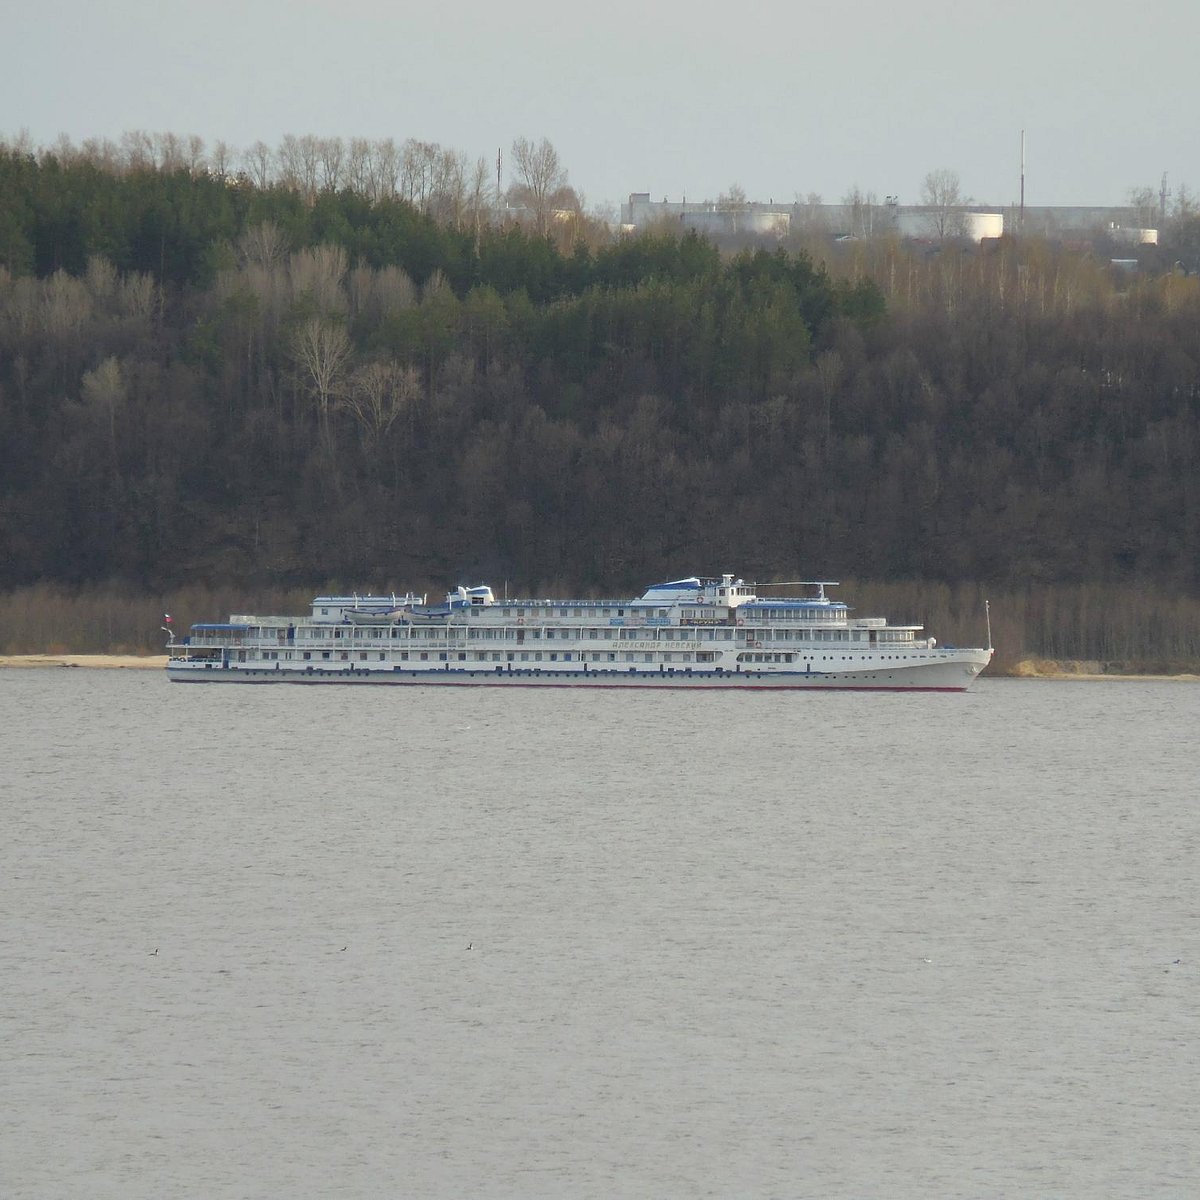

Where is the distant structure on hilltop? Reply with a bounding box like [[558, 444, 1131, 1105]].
[[620, 193, 1159, 247]]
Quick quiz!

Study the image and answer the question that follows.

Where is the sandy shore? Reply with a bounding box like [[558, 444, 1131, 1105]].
[[1005, 659, 1199, 681], [0, 654, 168, 670], [1006, 672, 1200, 682]]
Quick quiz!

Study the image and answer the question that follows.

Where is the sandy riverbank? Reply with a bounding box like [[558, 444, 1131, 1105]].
[[1005, 659, 1200, 681], [0, 654, 168, 670]]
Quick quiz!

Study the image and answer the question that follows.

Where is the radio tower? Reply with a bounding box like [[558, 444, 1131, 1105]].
[[1019, 129, 1025, 234]]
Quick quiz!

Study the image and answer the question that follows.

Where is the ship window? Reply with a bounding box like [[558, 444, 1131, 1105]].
[[564, 653, 572, 661], [550, 653, 558, 661], [303, 652, 311, 660], [535, 652, 543, 661], [359, 652, 368, 660], [420, 652, 428, 661]]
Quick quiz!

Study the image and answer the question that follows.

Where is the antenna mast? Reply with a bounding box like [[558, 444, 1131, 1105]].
[[1019, 130, 1025, 234], [985, 599, 993, 653]]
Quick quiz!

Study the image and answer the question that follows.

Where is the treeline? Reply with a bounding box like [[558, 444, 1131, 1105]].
[[7, 579, 1200, 673], [2, 144, 1200, 665]]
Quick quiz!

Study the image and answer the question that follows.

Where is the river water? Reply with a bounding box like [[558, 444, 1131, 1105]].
[[2, 670, 1197, 1198]]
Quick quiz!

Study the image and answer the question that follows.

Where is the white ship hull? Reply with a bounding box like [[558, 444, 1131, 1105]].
[[167, 652, 989, 691]]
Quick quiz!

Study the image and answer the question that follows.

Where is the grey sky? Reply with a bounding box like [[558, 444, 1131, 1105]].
[[7, 0, 1197, 211]]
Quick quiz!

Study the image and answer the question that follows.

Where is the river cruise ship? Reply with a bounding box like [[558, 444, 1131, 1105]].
[[165, 575, 992, 691]]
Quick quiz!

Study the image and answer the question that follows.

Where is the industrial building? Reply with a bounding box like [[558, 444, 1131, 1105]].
[[621, 193, 1157, 246]]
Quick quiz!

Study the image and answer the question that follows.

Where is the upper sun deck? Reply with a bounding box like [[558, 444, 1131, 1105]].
[[218, 574, 907, 633], [433, 575, 860, 628]]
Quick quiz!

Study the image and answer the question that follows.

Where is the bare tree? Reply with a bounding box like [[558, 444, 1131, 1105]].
[[400, 139, 433, 208], [289, 244, 348, 316], [84, 256, 118, 304], [211, 140, 234, 179], [347, 264, 416, 323], [373, 138, 400, 200], [291, 317, 351, 428], [373, 265, 417, 315], [117, 271, 159, 323], [185, 134, 206, 175], [276, 134, 299, 188], [841, 185, 878, 237], [430, 148, 468, 227], [238, 222, 290, 269], [155, 132, 184, 172], [121, 130, 154, 171], [42, 271, 93, 342], [318, 137, 345, 191], [718, 183, 747, 210], [1, 128, 35, 156], [467, 155, 494, 247], [508, 136, 567, 234], [80, 136, 119, 172], [297, 134, 320, 199], [921, 169, 969, 239], [81, 355, 126, 456], [243, 141, 274, 189], [345, 138, 372, 194], [341, 359, 421, 442]]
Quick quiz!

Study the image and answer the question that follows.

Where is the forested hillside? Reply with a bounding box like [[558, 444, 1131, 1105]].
[[2, 146, 1199, 612]]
